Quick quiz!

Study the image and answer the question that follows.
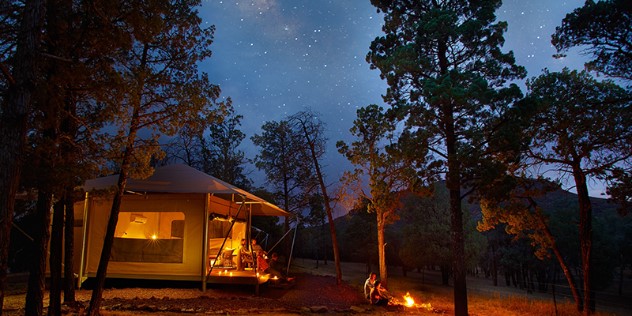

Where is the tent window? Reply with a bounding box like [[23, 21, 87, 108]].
[[111, 211, 185, 263]]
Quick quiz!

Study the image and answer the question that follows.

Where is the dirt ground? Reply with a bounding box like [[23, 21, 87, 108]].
[[4, 259, 630, 315], [5, 258, 431, 316], [4, 273, 377, 315]]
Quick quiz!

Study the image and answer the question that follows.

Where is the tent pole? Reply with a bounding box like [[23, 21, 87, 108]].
[[202, 193, 211, 291], [77, 192, 89, 289], [286, 216, 298, 277], [249, 204, 260, 296], [267, 223, 295, 253]]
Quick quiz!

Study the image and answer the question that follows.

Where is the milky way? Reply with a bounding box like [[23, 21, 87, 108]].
[[199, 0, 598, 200]]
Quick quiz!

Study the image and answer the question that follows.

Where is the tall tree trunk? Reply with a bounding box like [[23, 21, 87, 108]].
[[440, 264, 450, 286], [87, 158, 131, 316], [377, 213, 387, 288], [27, 101, 61, 315], [445, 102, 468, 316], [0, 0, 45, 310], [618, 259, 624, 296], [87, 124, 139, 316], [491, 244, 498, 286], [25, 190, 53, 316], [573, 164, 593, 315], [63, 191, 76, 302], [536, 207, 583, 311], [300, 122, 342, 285], [49, 199, 65, 315]]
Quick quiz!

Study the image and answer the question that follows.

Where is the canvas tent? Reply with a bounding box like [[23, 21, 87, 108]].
[[71, 164, 289, 291]]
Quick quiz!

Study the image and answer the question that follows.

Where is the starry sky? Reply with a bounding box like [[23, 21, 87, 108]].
[[197, 0, 601, 201]]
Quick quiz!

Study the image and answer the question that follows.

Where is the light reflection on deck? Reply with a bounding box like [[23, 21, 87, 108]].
[[206, 268, 270, 285]]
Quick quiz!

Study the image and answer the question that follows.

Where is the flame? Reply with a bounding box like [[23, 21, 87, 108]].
[[403, 292, 415, 307], [419, 302, 432, 309], [402, 292, 433, 310]]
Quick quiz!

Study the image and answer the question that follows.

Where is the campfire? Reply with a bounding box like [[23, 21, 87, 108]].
[[400, 292, 433, 310], [403, 292, 415, 307]]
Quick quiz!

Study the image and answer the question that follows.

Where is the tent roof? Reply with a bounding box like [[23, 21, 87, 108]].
[[82, 164, 289, 217]]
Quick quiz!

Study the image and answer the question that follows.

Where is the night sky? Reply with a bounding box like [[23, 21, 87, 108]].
[[197, 0, 599, 202]]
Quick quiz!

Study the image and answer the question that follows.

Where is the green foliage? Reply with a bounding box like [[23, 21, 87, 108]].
[[201, 105, 250, 188], [479, 176, 625, 298], [337, 104, 421, 223], [163, 99, 249, 187], [399, 189, 451, 269], [368, 1, 525, 311], [286, 110, 334, 223], [399, 184, 486, 270], [337, 104, 424, 286], [552, 0, 632, 81], [606, 168, 632, 216], [340, 199, 377, 263], [525, 68, 631, 170], [252, 119, 312, 215], [99, 0, 226, 175], [367, 0, 526, 184]]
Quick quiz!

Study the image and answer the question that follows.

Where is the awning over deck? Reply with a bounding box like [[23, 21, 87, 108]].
[[82, 164, 289, 217]]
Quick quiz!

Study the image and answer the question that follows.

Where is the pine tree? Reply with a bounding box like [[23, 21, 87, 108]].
[[367, 1, 525, 314]]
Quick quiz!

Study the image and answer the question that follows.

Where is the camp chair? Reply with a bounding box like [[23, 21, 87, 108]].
[[221, 248, 235, 268], [239, 248, 253, 269]]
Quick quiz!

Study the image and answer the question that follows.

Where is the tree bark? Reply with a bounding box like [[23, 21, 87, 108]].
[[63, 191, 76, 302], [0, 0, 45, 310], [25, 190, 53, 316], [377, 215, 387, 288], [536, 208, 583, 311], [87, 115, 139, 316], [573, 164, 593, 315], [87, 158, 131, 316], [491, 244, 498, 286], [298, 120, 342, 285], [88, 107, 142, 313], [444, 102, 468, 316], [49, 199, 65, 315]]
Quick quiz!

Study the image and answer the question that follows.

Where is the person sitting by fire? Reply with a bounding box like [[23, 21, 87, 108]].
[[364, 272, 377, 301], [266, 252, 295, 283], [370, 280, 393, 306], [251, 239, 269, 272], [237, 238, 253, 270]]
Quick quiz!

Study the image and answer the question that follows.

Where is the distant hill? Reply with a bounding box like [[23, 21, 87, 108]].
[[327, 184, 619, 233], [464, 185, 618, 220]]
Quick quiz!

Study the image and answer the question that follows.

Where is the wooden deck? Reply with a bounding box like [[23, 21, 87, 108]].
[[205, 267, 270, 285]]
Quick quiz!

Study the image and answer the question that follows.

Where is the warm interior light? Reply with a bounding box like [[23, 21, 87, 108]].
[[130, 214, 148, 224], [151, 234, 158, 240]]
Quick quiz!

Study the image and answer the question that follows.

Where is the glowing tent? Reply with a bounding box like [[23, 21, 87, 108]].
[[71, 164, 289, 291]]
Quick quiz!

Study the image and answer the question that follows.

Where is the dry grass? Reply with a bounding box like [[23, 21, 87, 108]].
[[290, 258, 623, 316]]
